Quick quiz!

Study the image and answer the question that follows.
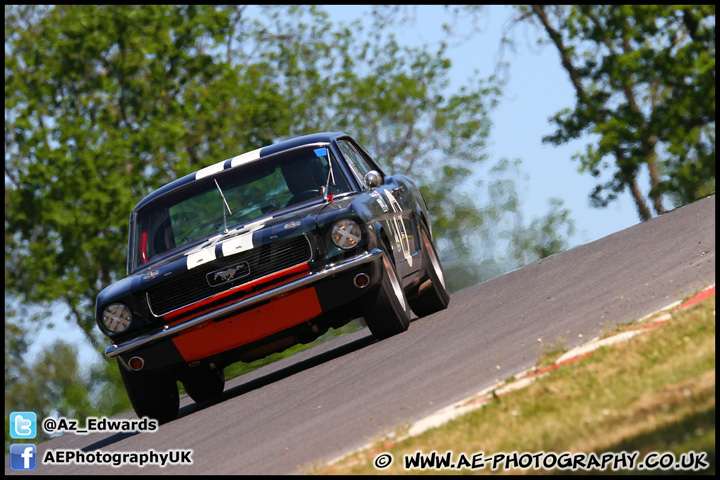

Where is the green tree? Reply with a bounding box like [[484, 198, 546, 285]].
[[6, 5, 575, 342], [502, 5, 715, 220], [5, 5, 289, 352], [329, 6, 576, 288], [5, 303, 129, 452], [5, 5, 576, 419]]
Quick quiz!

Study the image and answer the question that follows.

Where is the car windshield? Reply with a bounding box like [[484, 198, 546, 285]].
[[130, 145, 351, 270]]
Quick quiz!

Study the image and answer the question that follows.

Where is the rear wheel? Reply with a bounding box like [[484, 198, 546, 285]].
[[181, 367, 225, 404], [362, 246, 412, 339], [118, 361, 179, 424], [409, 224, 450, 317]]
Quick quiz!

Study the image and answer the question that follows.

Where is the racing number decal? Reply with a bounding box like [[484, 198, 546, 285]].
[[384, 190, 412, 267]]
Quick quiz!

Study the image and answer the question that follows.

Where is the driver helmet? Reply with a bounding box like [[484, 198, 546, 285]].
[[281, 156, 327, 195]]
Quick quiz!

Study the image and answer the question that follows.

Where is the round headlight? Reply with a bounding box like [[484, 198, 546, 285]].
[[330, 219, 362, 250], [102, 303, 133, 333]]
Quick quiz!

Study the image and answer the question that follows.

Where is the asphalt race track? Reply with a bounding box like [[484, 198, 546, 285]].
[[6, 195, 715, 475]]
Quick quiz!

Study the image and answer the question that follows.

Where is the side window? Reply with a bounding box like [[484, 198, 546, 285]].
[[337, 140, 377, 190]]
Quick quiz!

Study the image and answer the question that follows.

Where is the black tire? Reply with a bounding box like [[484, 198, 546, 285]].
[[409, 224, 450, 317], [118, 361, 179, 424], [181, 367, 225, 404], [362, 246, 412, 339]]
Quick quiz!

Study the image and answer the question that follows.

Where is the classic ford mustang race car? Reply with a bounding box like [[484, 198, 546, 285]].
[[96, 132, 450, 422]]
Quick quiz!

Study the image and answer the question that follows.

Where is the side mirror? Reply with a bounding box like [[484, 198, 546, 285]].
[[364, 170, 383, 188]]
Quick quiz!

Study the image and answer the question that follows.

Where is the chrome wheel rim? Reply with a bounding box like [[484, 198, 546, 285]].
[[383, 254, 406, 312], [423, 231, 447, 290]]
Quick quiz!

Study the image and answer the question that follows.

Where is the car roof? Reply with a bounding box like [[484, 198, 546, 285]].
[[133, 132, 349, 212]]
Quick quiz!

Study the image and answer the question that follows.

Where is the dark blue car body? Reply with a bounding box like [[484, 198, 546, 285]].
[[95, 132, 450, 422]]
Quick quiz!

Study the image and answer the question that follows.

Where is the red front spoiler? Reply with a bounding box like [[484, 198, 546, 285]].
[[171, 285, 321, 362]]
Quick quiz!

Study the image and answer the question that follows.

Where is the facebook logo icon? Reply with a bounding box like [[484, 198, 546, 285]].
[[10, 444, 37, 471]]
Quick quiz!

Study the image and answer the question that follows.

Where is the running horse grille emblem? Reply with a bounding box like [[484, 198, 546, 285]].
[[207, 262, 251, 287]]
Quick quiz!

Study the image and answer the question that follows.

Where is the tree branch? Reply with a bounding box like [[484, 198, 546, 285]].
[[530, 5, 587, 103]]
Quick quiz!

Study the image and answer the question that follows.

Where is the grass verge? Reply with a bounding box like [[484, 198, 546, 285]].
[[310, 293, 715, 475]]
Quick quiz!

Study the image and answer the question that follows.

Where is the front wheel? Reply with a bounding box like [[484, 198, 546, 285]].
[[118, 361, 179, 424], [409, 224, 450, 317], [362, 248, 412, 339], [181, 367, 225, 404]]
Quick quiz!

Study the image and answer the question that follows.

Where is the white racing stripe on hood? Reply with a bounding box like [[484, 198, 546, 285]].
[[186, 248, 217, 269], [184, 222, 263, 270], [221, 232, 254, 257]]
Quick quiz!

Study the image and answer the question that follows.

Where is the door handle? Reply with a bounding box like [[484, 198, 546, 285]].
[[392, 186, 405, 195]]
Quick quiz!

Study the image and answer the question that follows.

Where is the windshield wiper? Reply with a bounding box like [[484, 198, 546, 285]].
[[214, 179, 232, 234], [324, 150, 336, 203]]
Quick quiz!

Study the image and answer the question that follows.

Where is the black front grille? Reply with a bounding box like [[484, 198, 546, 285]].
[[147, 235, 312, 316]]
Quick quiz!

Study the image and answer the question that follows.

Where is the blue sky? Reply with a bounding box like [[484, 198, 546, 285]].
[[21, 5, 645, 368], [323, 5, 643, 245]]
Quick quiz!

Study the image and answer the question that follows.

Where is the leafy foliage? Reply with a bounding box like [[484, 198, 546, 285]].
[[5, 5, 575, 420], [5, 303, 130, 452], [503, 5, 715, 220]]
